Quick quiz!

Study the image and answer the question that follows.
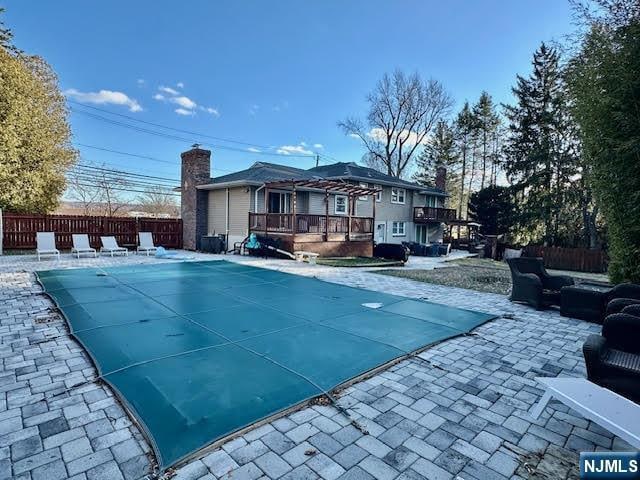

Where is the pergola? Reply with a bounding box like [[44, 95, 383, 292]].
[[264, 178, 380, 214], [262, 179, 381, 241]]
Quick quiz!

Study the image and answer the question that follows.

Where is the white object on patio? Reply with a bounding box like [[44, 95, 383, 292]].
[[503, 248, 523, 260], [294, 251, 319, 264], [71, 234, 97, 258], [36, 232, 60, 261], [100, 236, 128, 256], [531, 376, 640, 449], [137, 232, 158, 256]]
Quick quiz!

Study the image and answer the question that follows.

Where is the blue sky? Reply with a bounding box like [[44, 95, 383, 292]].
[[5, 0, 575, 186]]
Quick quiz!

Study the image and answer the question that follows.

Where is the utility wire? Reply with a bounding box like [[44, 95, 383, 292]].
[[70, 106, 316, 158], [69, 100, 275, 151], [74, 164, 179, 183], [67, 181, 180, 196]]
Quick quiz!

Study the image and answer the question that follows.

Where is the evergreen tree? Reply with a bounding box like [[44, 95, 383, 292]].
[[468, 186, 517, 236], [454, 102, 476, 219], [413, 120, 461, 211], [413, 120, 458, 186], [473, 92, 500, 189], [566, 0, 640, 282], [503, 43, 580, 246]]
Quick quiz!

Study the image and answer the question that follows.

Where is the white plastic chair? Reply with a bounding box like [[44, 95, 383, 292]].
[[71, 234, 97, 258], [36, 232, 60, 261], [100, 236, 128, 256], [137, 232, 158, 256]]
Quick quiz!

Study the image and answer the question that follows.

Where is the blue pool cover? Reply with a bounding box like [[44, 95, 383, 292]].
[[37, 260, 496, 470]]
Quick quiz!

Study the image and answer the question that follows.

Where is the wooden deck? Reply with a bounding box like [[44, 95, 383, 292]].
[[248, 213, 374, 257]]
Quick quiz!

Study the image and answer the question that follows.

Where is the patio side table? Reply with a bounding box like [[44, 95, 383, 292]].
[[560, 282, 612, 323]]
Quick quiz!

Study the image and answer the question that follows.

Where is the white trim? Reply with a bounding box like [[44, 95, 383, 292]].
[[391, 188, 406, 204], [391, 221, 406, 237], [334, 195, 348, 215], [374, 185, 382, 203], [358, 182, 369, 201]]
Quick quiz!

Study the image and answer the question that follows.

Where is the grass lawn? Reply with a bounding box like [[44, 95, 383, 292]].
[[316, 256, 405, 268], [376, 257, 609, 295]]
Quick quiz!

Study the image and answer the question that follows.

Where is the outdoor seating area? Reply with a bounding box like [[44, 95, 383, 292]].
[[31, 231, 160, 260]]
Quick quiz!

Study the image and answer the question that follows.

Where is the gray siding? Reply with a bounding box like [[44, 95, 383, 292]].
[[207, 187, 250, 242], [207, 189, 226, 235]]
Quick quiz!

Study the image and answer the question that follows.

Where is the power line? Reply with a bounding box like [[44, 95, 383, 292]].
[[75, 143, 178, 165], [70, 104, 316, 158], [68, 182, 180, 196], [68, 100, 272, 151], [74, 164, 179, 183], [68, 172, 178, 190]]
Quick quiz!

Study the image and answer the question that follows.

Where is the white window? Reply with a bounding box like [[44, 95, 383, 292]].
[[374, 185, 382, 202], [358, 183, 368, 201], [391, 187, 405, 204], [392, 221, 406, 236], [335, 195, 348, 214]]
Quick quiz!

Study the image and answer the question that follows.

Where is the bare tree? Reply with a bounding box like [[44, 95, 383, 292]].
[[66, 174, 103, 215], [137, 186, 179, 218], [67, 163, 128, 216], [339, 70, 453, 178]]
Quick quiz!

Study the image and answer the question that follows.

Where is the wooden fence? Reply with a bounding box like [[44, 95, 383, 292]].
[[1, 212, 182, 250], [523, 245, 608, 273]]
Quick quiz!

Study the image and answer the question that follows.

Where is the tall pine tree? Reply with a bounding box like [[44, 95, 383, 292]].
[[454, 102, 476, 219], [503, 43, 580, 246], [473, 92, 500, 189], [413, 120, 461, 211]]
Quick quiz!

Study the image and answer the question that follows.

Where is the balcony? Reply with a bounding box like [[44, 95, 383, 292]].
[[414, 206, 457, 223]]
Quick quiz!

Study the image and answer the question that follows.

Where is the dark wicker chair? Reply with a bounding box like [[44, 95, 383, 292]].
[[583, 311, 640, 404], [506, 257, 574, 309], [603, 283, 640, 319]]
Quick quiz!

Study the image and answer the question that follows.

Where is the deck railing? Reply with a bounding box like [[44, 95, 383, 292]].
[[414, 206, 457, 222], [249, 213, 373, 236]]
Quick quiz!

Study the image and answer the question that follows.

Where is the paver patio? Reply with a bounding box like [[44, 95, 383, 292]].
[[0, 252, 634, 480]]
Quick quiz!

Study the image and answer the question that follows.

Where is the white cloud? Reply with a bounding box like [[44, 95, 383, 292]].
[[154, 85, 218, 117], [313, 143, 323, 149], [136, 79, 145, 86], [348, 133, 360, 139], [300, 141, 307, 147], [64, 88, 142, 112], [366, 127, 427, 147], [249, 104, 260, 116], [247, 147, 261, 153], [273, 100, 289, 112], [171, 95, 197, 110], [276, 144, 313, 155], [174, 108, 195, 116], [159, 86, 179, 95]]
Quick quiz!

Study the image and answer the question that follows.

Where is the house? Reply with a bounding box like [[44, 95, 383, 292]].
[[180, 146, 461, 256]]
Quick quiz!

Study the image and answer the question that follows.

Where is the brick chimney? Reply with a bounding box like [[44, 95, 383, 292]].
[[435, 166, 447, 191], [181, 146, 211, 250]]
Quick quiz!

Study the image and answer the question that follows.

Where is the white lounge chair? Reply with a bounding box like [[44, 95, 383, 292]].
[[100, 236, 128, 256], [71, 234, 97, 258], [36, 232, 60, 261], [137, 232, 158, 256], [531, 376, 640, 448]]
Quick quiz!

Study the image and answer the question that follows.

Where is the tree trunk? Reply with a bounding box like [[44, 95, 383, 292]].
[[458, 146, 467, 219]]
